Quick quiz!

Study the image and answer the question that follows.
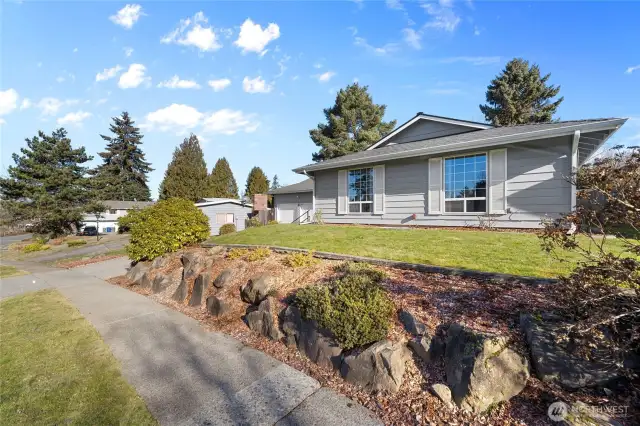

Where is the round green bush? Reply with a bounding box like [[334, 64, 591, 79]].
[[296, 266, 394, 350], [23, 242, 50, 253], [125, 198, 210, 261], [67, 239, 87, 247], [219, 223, 236, 235]]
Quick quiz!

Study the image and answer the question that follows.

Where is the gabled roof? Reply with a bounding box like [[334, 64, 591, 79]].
[[102, 200, 155, 210], [366, 112, 493, 150], [194, 198, 252, 208], [293, 118, 627, 173], [268, 179, 314, 195]]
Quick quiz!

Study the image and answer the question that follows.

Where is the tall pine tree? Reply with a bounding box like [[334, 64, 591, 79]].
[[270, 175, 281, 190], [244, 167, 270, 199], [0, 128, 93, 235], [480, 58, 564, 126], [91, 112, 153, 201], [159, 134, 210, 202], [208, 157, 239, 199], [309, 83, 396, 162]]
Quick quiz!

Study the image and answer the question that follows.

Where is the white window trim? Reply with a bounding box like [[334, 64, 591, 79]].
[[346, 166, 374, 214], [442, 151, 488, 215]]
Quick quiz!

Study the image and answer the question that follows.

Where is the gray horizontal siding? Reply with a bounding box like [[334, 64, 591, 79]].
[[382, 120, 477, 146], [198, 203, 253, 235], [312, 136, 572, 229]]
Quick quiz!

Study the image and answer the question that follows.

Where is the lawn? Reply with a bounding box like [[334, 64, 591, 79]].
[[0, 265, 27, 278], [212, 224, 635, 278], [0, 290, 156, 425]]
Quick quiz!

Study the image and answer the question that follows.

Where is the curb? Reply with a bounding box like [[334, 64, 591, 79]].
[[201, 243, 558, 286]]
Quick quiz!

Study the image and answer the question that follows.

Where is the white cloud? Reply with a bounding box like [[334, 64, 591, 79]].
[[0, 89, 19, 116], [56, 76, 66, 83], [234, 18, 280, 55], [474, 26, 481, 36], [96, 98, 108, 105], [20, 98, 32, 110], [625, 65, 640, 74], [313, 63, 323, 69], [0, 118, 5, 125], [354, 36, 399, 56], [422, 3, 461, 32], [402, 28, 422, 49], [386, 0, 404, 10], [157, 75, 201, 89], [242, 76, 273, 94], [37, 62, 43, 68], [118, 64, 149, 89], [73, 47, 78, 53], [36, 98, 79, 116], [316, 71, 336, 83], [110, 4, 143, 29], [202, 109, 259, 135], [145, 104, 203, 132], [208, 78, 231, 92], [124, 47, 134, 57], [96, 65, 123, 82], [439, 56, 501, 65], [57, 111, 92, 126], [276, 55, 290, 78], [161, 11, 221, 52]]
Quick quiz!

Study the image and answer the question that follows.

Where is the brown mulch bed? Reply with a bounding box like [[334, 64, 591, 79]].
[[57, 254, 127, 269], [108, 247, 635, 425]]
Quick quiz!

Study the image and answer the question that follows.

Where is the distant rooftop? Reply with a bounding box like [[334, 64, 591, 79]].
[[268, 179, 314, 194], [102, 200, 155, 210]]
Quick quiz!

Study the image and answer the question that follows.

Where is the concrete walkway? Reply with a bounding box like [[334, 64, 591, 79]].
[[0, 259, 381, 426]]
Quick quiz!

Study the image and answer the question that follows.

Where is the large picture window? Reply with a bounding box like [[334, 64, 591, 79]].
[[348, 168, 373, 213], [444, 154, 487, 213]]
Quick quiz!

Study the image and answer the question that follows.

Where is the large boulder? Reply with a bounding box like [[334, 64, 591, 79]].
[[245, 297, 283, 341], [172, 279, 188, 303], [520, 314, 621, 390], [341, 340, 411, 393], [213, 269, 233, 289], [188, 273, 210, 307], [431, 383, 454, 409], [151, 274, 172, 294], [206, 296, 231, 317], [282, 305, 343, 370], [139, 272, 152, 289], [445, 324, 529, 413], [398, 309, 427, 336], [240, 275, 275, 305], [126, 262, 149, 283], [182, 251, 208, 280], [151, 254, 171, 270], [408, 334, 444, 364]]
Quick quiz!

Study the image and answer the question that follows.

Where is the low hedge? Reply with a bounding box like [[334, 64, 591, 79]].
[[295, 264, 394, 349], [219, 223, 236, 235], [23, 242, 51, 253], [67, 240, 87, 247]]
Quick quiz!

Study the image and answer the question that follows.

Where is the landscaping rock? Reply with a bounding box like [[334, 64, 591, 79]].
[[151, 275, 172, 294], [564, 401, 624, 426], [445, 324, 529, 413], [341, 340, 411, 393], [206, 296, 231, 317], [399, 309, 427, 336], [188, 273, 210, 307], [431, 383, 453, 408], [182, 252, 207, 280], [139, 272, 152, 289], [240, 274, 275, 305], [214, 269, 232, 289], [172, 279, 188, 303], [151, 254, 171, 270], [282, 305, 343, 370], [126, 262, 149, 283], [408, 334, 444, 363], [245, 297, 283, 341], [520, 314, 621, 390]]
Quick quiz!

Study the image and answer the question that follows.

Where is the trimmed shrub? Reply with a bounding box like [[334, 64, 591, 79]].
[[284, 250, 318, 268], [125, 198, 210, 261], [296, 265, 394, 349], [246, 217, 262, 228], [247, 247, 271, 262], [334, 261, 387, 282], [227, 248, 249, 259], [33, 235, 49, 245], [219, 223, 236, 235], [267, 220, 279, 225], [117, 208, 143, 233], [67, 240, 87, 247], [23, 242, 51, 253]]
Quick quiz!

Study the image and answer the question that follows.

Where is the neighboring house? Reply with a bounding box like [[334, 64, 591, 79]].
[[284, 113, 626, 229], [269, 179, 314, 224], [195, 198, 253, 235], [81, 200, 155, 233]]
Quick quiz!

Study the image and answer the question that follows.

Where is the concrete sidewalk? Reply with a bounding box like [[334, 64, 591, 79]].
[[0, 259, 381, 426]]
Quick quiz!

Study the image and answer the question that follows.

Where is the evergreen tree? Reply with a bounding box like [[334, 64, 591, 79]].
[[245, 167, 270, 199], [208, 157, 239, 199], [91, 112, 153, 201], [480, 58, 564, 126], [0, 128, 93, 235], [270, 175, 281, 190], [158, 134, 210, 202], [309, 82, 396, 162]]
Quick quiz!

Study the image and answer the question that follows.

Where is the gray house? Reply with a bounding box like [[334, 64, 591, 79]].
[[269, 179, 314, 223], [284, 113, 626, 229], [195, 198, 253, 235]]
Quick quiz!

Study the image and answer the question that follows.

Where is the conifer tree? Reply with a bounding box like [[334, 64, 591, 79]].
[[91, 112, 153, 201], [270, 175, 281, 190], [158, 134, 210, 202], [244, 167, 270, 199], [208, 157, 239, 199]]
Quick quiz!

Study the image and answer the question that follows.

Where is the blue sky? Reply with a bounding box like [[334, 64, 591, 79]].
[[1, 0, 638, 200]]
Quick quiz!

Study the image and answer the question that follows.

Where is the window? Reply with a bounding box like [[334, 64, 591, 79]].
[[444, 154, 487, 213], [348, 168, 373, 213], [109, 209, 117, 214], [216, 213, 234, 224]]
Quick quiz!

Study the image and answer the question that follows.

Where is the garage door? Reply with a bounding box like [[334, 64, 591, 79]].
[[277, 204, 296, 223]]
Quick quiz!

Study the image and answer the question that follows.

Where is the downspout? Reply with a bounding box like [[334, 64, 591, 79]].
[[571, 130, 580, 211]]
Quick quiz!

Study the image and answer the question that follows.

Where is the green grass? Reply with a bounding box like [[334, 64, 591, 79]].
[[48, 248, 128, 267], [0, 265, 27, 278], [0, 290, 156, 425], [212, 224, 636, 278]]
